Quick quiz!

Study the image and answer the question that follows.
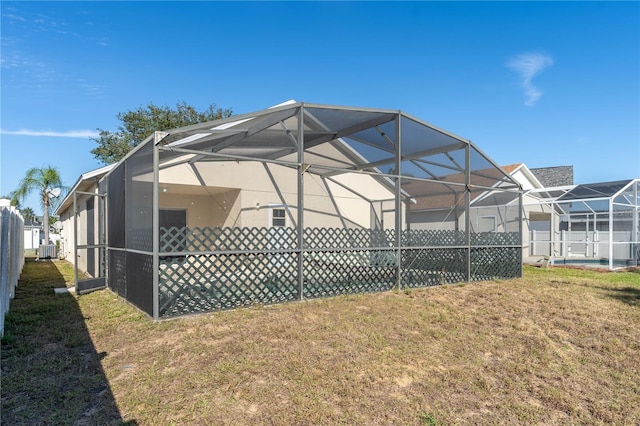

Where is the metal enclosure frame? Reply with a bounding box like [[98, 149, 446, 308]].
[[523, 179, 640, 269], [73, 190, 107, 293], [97, 102, 523, 319]]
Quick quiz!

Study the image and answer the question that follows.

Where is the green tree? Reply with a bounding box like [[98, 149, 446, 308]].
[[91, 101, 233, 164], [20, 207, 37, 224], [1, 194, 21, 208], [12, 166, 65, 246]]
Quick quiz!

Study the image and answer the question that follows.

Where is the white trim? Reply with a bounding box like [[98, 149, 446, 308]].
[[55, 163, 115, 216]]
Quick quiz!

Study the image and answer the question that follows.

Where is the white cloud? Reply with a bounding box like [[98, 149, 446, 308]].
[[507, 52, 553, 106], [2, 13, 27, 23], [0, 128, 98, 138], [78, 80, 105, 97]]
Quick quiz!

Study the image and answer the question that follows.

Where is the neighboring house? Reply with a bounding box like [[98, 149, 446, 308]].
[[405, 162, 541, 233], [405, 161, 639, 269], [23, 219, 60, 250], [23, 220, 42, 250], [529, 165, 574, 187]]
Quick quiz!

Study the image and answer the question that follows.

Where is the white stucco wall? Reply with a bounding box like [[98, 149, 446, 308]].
[[159, 160, 397, 230], [58, 187, 102, 277]]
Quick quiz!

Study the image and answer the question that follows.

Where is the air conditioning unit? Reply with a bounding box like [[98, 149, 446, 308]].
[[38, 244, 57, 260]]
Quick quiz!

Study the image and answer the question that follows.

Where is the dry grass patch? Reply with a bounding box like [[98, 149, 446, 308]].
[[3, 262, 640, 425]]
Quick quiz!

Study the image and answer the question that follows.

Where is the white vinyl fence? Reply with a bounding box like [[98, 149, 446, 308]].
[[1, 200, 25, 337], [530, 230, 636, 260]]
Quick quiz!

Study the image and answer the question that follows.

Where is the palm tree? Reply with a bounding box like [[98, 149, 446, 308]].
[[13, 166, 64, 246]]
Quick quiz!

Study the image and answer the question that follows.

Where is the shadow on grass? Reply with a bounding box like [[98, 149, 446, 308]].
[[602, 285, 640, 307], [1, 258, 135, 425]]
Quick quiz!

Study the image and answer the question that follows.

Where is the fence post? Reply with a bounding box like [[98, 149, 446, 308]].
[[530, 229, 534, 256], [0, 206, 7, 336]]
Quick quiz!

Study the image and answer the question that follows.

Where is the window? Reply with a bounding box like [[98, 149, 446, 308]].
[[477, 216, 496, 232], [272, 208, 286, 227]]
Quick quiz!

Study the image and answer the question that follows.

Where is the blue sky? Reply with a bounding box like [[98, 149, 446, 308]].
[[1, 1, 639, 214]]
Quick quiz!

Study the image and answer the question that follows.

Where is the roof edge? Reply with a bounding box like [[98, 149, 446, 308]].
[[55, 163, 115, 215]]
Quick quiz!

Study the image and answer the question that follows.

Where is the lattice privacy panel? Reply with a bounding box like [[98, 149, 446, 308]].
[[401, 248, 467, 287], [160, 227, 521, 254], [470, 247, 521, 281], [471, 232, 520, 246], [402, 230, 466, 247], [158, 252, 299, 317], [303, 250, 396, 299], [304, 228, 394, 249], [154, 226, 522, 318], [170, 227, 297, 253]]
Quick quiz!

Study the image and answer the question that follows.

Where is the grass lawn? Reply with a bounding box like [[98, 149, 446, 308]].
[[2, 259, 639, 425]]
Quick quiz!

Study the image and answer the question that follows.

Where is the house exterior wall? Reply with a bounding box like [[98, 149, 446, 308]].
[[58, 188, 102, 277], [60, 160, 398, 273], [469, 205, 521, 234], [159, 161, 397, 230], [59, 209, 74, 261], [23, 226, 41, 250], [159, 190, 241, 228], [410, 204, 521, 236], [409, 209, 459, 231]]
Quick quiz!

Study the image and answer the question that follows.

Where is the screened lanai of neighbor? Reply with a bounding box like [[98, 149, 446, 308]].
[[524, 179, 640, 269], [67, 102, 523, 319]]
